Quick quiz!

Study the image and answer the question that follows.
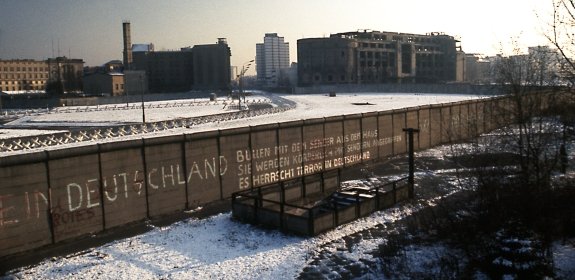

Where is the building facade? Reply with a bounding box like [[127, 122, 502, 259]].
[[83, 73, 125, 96], [46, 57, 84, 94], [297, 30, 461, 86], [0, 60, 49, 93], [0, 57, 83, 94], [123, 22, 230, 93], [137, 50, 194, 93], [256, 33, 290, 88], [192, 38, 232, 91], [130, 43, 229, 92]]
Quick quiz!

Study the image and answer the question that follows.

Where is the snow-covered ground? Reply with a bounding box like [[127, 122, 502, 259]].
[[0, 93, 479, 139]]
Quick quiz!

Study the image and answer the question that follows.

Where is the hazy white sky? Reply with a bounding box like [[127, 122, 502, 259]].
[[0, 0, 553, 73]]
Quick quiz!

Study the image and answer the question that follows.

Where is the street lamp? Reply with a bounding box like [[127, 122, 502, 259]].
[[237, 59, 254, 110], [140, 73, 145, 124]]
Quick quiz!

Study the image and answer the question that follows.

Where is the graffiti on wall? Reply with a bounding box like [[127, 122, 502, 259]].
[[0, 127, 407, 233], [1, 98, 503, 258], [235, 129, 400, 189]]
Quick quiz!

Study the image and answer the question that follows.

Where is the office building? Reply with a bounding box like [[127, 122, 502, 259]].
[[297, 30, 461, 86]]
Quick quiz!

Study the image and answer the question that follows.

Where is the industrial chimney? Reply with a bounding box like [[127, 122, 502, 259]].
[[122, 21, 133, 70]]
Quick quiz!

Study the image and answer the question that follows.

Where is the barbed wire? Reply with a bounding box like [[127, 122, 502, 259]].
[[0, 102, 294, 153]]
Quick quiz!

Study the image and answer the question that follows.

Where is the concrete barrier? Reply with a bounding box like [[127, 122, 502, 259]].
[[0, 95, 521, 258]]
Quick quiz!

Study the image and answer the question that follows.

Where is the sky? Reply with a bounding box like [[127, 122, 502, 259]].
[[0, 0, 553, 74]]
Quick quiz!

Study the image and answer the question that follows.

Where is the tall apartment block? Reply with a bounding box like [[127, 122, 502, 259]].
[[256, 33, 290, 88], [297, 30, 463, 86]]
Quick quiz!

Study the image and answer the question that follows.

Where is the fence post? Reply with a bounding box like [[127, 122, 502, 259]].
[[308, 207, 314, 236], [403, 128, 419, 199]]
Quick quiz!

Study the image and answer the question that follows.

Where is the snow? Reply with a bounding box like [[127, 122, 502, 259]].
[[1, 92, 479, 137], [1, 90, 45, 95], [0, 92, 481, 157], [553, 240, 575, 279], [6, 202, 420, 279], [0, 128, 66, 139]]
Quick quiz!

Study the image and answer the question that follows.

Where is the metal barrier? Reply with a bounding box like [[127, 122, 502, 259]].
[[231, 177, 410, 236], [0, 103, 294, 152]]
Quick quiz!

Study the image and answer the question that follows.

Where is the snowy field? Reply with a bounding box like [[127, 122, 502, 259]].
[[0, 93, 480, 139]]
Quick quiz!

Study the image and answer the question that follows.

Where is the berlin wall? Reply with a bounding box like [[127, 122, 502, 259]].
[[0, 96, 509, 258]]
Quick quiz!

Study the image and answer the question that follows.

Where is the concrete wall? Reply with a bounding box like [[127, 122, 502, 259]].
[[294, 83, 506, 95], [0, 96, 512, 258]]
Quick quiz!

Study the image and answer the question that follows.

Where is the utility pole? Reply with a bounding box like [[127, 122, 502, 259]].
[[140, 74, 145, 124], [238, 59, 254, 110]]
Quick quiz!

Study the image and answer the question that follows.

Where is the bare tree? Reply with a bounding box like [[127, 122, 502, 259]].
[[548, 0, 575, 85], [489, 42, 569, 192]]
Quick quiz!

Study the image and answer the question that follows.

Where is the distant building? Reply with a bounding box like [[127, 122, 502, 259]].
[[123, 22, 230, 93], [256, 33, 290, 88], [131, 43, 154, 71], [83, 72, 124, 96], [464, 54, 491, 84], [46, 57, 84, 94], [297, 30, 461, 86], [192, 38, 232, 91], [0, 59, 49, 93], [124, 70, 148, 96], [137, 50, 194, 93], [130, 42, 230, 93], [0, 57, 84, 95]]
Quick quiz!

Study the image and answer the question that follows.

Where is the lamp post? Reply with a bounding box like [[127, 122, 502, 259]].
[[237, 59, 254, 110], [140, 73, 145, 124]]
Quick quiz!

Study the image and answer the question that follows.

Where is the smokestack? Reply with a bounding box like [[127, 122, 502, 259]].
[[122, 21, 133, 70]]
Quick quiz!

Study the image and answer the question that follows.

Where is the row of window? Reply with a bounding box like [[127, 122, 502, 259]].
[[0, 85, 45, 91], [1, 73, 49, 79], [1, 80, 46, 85], [0, 66, 49, 72], [359, 43, 443, 53]]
